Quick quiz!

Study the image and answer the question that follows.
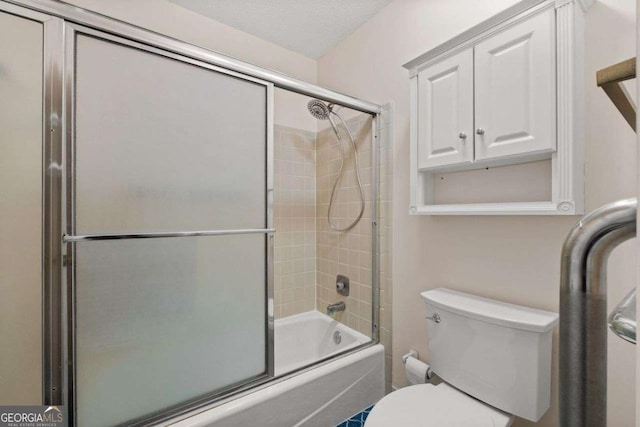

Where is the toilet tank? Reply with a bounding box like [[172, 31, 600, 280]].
[[421, 288, 558, 422]]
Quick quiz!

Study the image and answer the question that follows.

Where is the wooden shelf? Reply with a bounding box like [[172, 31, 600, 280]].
[[597, 58, 636, 132]]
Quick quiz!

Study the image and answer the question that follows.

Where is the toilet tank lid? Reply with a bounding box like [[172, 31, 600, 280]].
[[421, 288, 558, 333]]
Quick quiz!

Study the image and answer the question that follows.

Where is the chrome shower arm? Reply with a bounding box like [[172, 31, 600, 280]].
[[559, 198, 637, 427]]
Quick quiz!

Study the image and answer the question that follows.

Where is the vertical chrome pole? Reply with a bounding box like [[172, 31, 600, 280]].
[[265, 83, 275, 378], [559, 198, 636, 426], [371, 113, 380, 343], [42, 15, 65, 406]]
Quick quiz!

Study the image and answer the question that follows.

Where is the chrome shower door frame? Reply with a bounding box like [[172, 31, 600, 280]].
[[0, 1, 384, 425], [0, 0, 65, 407], [61, 23, 276, 426], [371, 115, 380, 343], [2, 0, 381, 115]]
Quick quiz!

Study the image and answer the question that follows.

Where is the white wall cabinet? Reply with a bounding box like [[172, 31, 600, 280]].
[[405, 0, 592, 215], [417, 8, 556, 172], [418, 48, 473, 170], [474, 8, 556, 162]]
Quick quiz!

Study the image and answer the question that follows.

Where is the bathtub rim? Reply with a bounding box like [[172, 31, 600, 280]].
[[160, 340, 381, 426], [274, 309, 371, 343], [274, 310, 373, 376]]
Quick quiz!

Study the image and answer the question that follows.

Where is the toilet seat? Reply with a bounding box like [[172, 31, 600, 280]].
[[364, 383, 514, 427]]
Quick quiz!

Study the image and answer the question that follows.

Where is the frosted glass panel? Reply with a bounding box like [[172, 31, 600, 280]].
[[74, 34, 267, 233], [0, 10, 43, 404], [75, 235, 266, 426]]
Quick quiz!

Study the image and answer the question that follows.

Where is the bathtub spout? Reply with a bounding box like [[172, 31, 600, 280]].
[[327, 302, 346, 316]]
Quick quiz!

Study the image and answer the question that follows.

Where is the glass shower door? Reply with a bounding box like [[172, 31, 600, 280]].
[[65, 26, 273, 426]]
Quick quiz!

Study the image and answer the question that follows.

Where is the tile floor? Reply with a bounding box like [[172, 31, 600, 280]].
[[336, 405, 374, 427]]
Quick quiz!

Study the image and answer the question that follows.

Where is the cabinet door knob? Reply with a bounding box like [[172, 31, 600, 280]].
[[476, 128, 485, 135], [458, 132, 467, 140]]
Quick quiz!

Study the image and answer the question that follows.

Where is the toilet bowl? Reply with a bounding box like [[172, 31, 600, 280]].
[[365, 383, 513, 427], [365, 288, 558, 426]]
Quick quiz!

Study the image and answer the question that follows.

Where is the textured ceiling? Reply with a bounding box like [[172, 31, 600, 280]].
[[168, 0, 392, 58]]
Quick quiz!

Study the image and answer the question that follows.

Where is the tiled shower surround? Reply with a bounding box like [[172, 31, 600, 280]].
[[273, 126, 317, 319], [274, 107, 393, 391], [315, 115, 373, 336]]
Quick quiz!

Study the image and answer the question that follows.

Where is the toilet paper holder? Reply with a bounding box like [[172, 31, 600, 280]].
[[402, 349, 419, 365], [402, 349, 434, 381]]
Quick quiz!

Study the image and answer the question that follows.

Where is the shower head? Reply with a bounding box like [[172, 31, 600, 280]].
[[308, 99, 341, 140], [307, 99, 332, 120]]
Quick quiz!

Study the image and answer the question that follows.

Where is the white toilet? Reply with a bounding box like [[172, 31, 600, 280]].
[[365, 288, 558, 426]]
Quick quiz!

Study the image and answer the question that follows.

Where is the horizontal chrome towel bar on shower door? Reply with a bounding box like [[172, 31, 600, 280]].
[[62, 228, 276, 242]]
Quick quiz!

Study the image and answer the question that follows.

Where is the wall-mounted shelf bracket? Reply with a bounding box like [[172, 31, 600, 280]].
[[596, 57, 636, 132]]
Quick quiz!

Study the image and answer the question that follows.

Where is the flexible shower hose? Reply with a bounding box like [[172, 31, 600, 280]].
[[326, 112, 365, 232]]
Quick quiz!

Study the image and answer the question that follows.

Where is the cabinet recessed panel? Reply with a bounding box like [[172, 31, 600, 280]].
[[474, 9, 555, 161], [418, 49, 473, 170]]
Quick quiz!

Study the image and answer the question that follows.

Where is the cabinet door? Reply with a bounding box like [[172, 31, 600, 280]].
[[417, 48, 473, 170], [474, 9, 555, 161]]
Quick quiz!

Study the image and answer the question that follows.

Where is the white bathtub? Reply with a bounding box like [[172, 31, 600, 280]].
[[275, 310, 371, 375], [171, 310, 384, 427]]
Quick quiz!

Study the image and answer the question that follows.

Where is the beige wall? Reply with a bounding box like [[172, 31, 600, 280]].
[[318, 0, 637, 425], [64, 0, 318, 132]]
